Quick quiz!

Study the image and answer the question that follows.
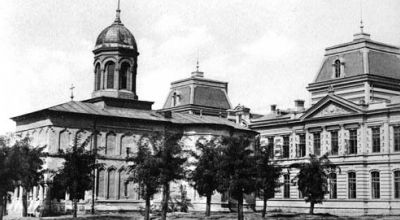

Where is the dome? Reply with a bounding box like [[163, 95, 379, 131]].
[[95, 21, 137, 50]]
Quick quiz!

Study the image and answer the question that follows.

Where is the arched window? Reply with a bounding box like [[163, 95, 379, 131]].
[[118, 169, 126, 199], [334, 59, 341, 78], [119, 63, 130, 90], [371, 171, 380, 199], [59, 130, 70, 151], [348, 172, 356, 199], [120, 135, 134, 156], [105, 61, 115, 89], [107, 169, 116, 199], [106, 133, 116, 156], [97, 169, 105, 198], [329, 173, 337, 199], [395, 171, 400, 199], [95, 63, 101, 90]]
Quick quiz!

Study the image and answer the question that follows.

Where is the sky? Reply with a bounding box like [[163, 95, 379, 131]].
[[0, 0, 400, 134]]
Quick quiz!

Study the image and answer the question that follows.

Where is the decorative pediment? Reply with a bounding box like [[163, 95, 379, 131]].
[[300, 94, 363, 120]]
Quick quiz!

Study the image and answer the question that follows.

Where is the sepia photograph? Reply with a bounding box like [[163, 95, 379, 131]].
[[1, 0, 400, 219]]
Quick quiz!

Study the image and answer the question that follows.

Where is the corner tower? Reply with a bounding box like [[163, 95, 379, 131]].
[[92, 3, 139, 100]]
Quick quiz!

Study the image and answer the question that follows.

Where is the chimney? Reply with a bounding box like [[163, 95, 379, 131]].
[[270, 104, 277, 113], [294, 99, 305, 112]]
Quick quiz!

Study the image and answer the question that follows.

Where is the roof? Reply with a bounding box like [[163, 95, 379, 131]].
[[11, 101, 252, 132]]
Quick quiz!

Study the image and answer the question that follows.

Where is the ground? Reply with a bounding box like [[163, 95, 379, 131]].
[[4, 212, 400, 220]]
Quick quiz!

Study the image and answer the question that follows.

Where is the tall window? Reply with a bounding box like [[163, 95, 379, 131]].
[[372, 127, 380, 153], [371, 171, 380, 199], [95, 63, 101, 90], [334, 59, 341, 78], [267, 137, 274, 159], [395, 171, 400, 199], [106, 133, 116, 156], [349, 129, 358, 154], [394, 127, 400, 152], [282, 136, 289, 158], [106, 61, 115, 89], [313, 133, 321, 156], [348, 172, 356, 199], [329, 173, 337, 199], [331, 131, 338, 155], [97, 169, 105, 198], [107, 169, 116, 199], [119, 63, 130, 90], [118, 169, 125, 199], [299, 134, 306, 157], [284, 174, 290, 198]]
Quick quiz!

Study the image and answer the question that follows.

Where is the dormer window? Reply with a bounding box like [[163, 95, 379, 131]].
[[172, 91, 181, 107], [334, 59, 341, 78]]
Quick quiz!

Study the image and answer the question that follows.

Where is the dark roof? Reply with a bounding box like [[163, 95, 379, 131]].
[[12, 101, 252, 132], [193, 86, 231, 109]]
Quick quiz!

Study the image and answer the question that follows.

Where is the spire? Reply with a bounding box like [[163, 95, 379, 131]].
[[114, 0, 121, 23], [359, 0, 364, 33], [191, 51, 204, 78], [353, 0, 370, 40], [70, 84, 75, 101]]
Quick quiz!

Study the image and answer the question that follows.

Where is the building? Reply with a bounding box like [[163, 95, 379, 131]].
[[245, 27, 400, 215], [7, 5, 255, 216]]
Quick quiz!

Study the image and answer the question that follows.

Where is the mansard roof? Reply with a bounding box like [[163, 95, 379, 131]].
[[311, 33, 400, 84]]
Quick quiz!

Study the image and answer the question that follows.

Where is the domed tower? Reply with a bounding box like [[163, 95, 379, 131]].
[[92, 2, 139, 100]]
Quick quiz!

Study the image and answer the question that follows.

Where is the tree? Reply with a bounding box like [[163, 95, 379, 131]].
[[0, 135, 16, 220], [127, 136, 161, 220], [52, 135, 100, 218], [155, 133, 187, 220], [10, 137, 45, 217], [189, 137, 221, 216], [255, 140, 281, 218], [217, 136, 257, 220], [290, 153, 339, 214]]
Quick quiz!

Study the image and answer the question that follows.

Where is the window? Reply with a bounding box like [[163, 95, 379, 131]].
[[95, 63, 101, 90], [299, 134, 306, 157], [59, 130, 70, 151], [349, 129, 358, 154], [120, 135, 134, 156], [329, 173, 337, 199], [331, 131, 338, 155], [267, 137, 274, 159], [334, 59, 341, 78], [372, 127, 380, 153], [107, 169, 116, 199], [348, 172, 356, 199], [106, 61, 115, 89], [282, 136, 290, 158], [119, 63, 129, 90], [284, 174, 290, 198], [313, 133, 321, 156], [394, 127, 400, 152], [395, 171, 400, 199], [106, 133, 116, 156], [118, 169, 125, 199], [371, 171, 380, 199], [97, 169, 105, 198], [172, 92, 180, 107]]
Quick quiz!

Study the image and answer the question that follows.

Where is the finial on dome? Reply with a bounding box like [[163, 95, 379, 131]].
[[191, 51, 204, 78], [115, 0, 121, 23], [353, 0, 370, 40]]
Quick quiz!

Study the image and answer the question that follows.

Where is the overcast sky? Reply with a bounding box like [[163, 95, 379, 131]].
[[1, 0, 400, 134]]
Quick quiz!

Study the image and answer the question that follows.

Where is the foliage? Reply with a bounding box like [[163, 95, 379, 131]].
[[127, 135, 162, 220], [0, 135, 15, 220], [52, 134, 101, 218], [290, 153, 339, 214], [255, 137, 282, 217], [189, 137, 221, 216], [170, 185, 193, 213], [217, 136, 257, 220]]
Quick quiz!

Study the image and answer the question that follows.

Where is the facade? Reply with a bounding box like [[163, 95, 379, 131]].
[[7, 6, 255, 217], [245, 29, 400, 215]]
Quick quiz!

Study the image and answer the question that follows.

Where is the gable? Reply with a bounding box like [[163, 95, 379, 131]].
[[309, 103, 355, 118]]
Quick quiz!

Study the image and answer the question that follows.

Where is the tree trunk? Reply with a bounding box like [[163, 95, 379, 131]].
[[73, 199, 78, 218], [0, 196, 4, 220], [262, 197, 267, 218], [161, 183, 170, 220], [309, 201, 314, 215], [205, 194, 211, 216], [144, 196, 151, 220], [22, 188, 27, 217], [237, 193, 243, 220]]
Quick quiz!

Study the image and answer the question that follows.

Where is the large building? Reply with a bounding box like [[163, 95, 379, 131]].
[[244, 27, 400, 215], [7, 6, 255, 216]]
